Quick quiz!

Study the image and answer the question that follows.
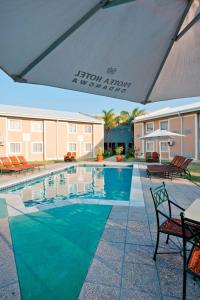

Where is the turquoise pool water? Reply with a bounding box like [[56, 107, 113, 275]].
[[7, 165, 133, 206]]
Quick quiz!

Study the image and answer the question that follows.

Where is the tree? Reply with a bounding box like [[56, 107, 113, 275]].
[[119, 108, 145, 148], [119, 108, 145, 124], [102, 109, 117, 150]]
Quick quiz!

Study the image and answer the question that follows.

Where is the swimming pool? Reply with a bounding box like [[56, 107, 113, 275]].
[[7, 165, 133, 207]]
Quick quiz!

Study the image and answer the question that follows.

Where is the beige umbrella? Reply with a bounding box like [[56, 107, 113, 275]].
[[0, 1, 200, 104], [139, 129, 184, 162]]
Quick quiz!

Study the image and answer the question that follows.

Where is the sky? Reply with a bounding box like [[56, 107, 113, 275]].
[[0, 69, 200, 115]]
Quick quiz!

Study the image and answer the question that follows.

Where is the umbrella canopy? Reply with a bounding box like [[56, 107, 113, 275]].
[[139, 129, 184, 162], [139, 129, 184, 140], [0, 0, 200, 104]]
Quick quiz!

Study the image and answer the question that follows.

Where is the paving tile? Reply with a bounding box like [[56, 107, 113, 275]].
[[124, 244, 155, 266], [158, 264, 200, 299], [0, 262, 18, 288], [101, 228, 126, 243], [128, 210, 148, 222], [127, 220, 149, 232], [109, 210, 128, 220], [120, 288, 160, 300], [95, 241, 124, 261], [86, 258, 122, 287], [111, 206, 129, 214], [126, 229, 152, 246], [0, 219, 12, 243], [106, 219, 127, 230], [122, 262, 160, 296], [162, 296, 181, 300], [79, 282, 120, 300], [156, 254, 182, 270], [0, 282, 20, 300]]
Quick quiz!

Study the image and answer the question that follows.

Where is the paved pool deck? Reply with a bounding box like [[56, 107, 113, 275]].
[[0, 162, 200, 299]]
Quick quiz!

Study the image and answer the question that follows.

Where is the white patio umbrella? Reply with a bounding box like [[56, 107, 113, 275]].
[[139, 129, 184, 162], [0, 0, 200, 104]]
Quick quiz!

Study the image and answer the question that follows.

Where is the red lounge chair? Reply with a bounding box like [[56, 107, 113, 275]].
[[64, 152, 72, 162], [17, 156, 43, 168], [9, 156, 33, 170], [147, 157, 193, 179], [0, 158, 23, 173], [169, 158, 193, 178], [152, 152, 159, 162], [71, 152, 76, 161]]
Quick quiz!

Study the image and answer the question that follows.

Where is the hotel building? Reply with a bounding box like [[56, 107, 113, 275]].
[[0, 104, 104, 161], [134, 102, 200, 160]]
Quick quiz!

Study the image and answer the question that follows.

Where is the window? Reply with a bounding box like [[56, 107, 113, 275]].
[[8, 119, 21, 131], [85, 143, 92, 152], [146, 141, 154, 152], [32, 142, 43, 153], [160, 141, 168, 152], [160, 120, 168, 130], [69, 123, 76, 133], [31, 121, 43, 132], [69, 143, 76, 151], [145, 122, 153, 133], [9, 142, 21, 154], [85, 125, 92, 133]]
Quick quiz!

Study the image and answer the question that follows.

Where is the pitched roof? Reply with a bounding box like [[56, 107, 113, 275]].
[[134, 102, 200, 123], [0, 104, 102, 124]]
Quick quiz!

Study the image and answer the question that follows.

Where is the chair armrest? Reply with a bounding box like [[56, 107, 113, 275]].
[[169, 199, 185, 211], [157, 210, 182, 227]]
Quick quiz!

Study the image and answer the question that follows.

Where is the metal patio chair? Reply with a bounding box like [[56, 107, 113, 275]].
[[181, 213, 200, 300], [150, 182, 193, 261]]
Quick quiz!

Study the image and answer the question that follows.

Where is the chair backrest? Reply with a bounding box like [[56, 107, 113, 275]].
[[152, 152, 159, 159], [71, 152, 76, 158], [170, 155, 180, 166], [150, 182, 170, 209], [179, 158, 193, 171], [17, 156, 27, 164], [0, 157, 12, 167], [0, 159, 4, 167], [175, 156, 186, 168], [67, 152, 71, 157], [9, 156, 20, 165]]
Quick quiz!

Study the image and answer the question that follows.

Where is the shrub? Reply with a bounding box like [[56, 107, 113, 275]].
[[103, 149, 114, 158], [116, 146, 123, 155]]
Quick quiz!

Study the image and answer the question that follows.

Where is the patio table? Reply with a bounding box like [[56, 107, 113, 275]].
[[184, 198, 200, 224]]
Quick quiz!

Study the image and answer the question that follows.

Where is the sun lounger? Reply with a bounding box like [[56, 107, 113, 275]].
[[147, 156, 193, 179], [9, 156, 33, 170], [71, 152, 76, 161], [64, 152, 72, 162], [0, 158, 23, 173], [1, 156, 32, 171], [17, 156, 43, 168]]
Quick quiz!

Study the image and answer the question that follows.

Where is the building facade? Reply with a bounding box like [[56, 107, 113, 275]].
[[104, 124, 133, 154], [0, 105, 104, 161], [133, 103, 200, 160]]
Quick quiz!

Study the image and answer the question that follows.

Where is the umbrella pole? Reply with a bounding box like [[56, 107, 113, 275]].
[[159, 141, 162, 163]]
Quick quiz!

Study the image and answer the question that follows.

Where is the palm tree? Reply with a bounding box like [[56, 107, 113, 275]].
[[119, 108, 145, 149], [119, 108, 145, 124], [102, 109, 117, 150]]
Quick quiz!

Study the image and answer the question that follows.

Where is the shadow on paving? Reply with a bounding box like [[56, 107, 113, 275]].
[[9, 204, 111, 300]]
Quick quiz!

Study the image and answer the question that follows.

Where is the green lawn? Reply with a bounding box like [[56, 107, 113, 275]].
[[187, 162, 200, 186]]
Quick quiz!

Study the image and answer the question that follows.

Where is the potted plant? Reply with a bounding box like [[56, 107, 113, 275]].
[[115, 146, 123, 162], [96, 147, 104, 162]]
